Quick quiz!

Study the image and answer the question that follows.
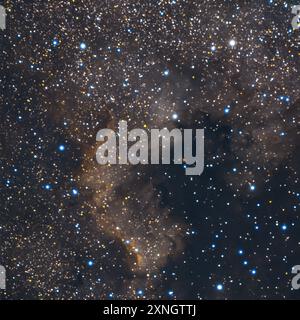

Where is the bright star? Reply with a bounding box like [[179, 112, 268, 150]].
[[80, 42, 87, 50], [58, 145, 65, 151], [281, 224, 287, 231], [229, 39, 236, 47], [216, 284, 223, 291], [52, 39, 59, 47], [163, 69, 170, 76]]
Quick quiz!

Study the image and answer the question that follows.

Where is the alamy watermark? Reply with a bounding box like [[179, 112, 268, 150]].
[[0, 265, 6, 290], [0, 5, 6, 30], [96, 121, 204, 176], [292, 5, 300, 30], [292, 265, 300, 290], [0, 4, 299, 32]]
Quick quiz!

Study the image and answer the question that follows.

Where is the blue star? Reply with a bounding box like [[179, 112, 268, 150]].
[[87, 260, 94, 267], [224, 106, 230, 114], [279, 95, 290, 103], [80, 42, 87, 50], [72, 188, 79, 196], [58, 144, 65, 152], [238, 249, 244, 255], [52, 39, 59, 47], [163, 69, 170, 76], [281, 224, 287, 231], [216, 284, 223, 291]]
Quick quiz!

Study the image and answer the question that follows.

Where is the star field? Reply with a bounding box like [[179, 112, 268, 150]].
[[0, 0, 299, 299]]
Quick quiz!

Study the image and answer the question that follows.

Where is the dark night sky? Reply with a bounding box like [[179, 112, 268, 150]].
[[0, 0, 300, 299]]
